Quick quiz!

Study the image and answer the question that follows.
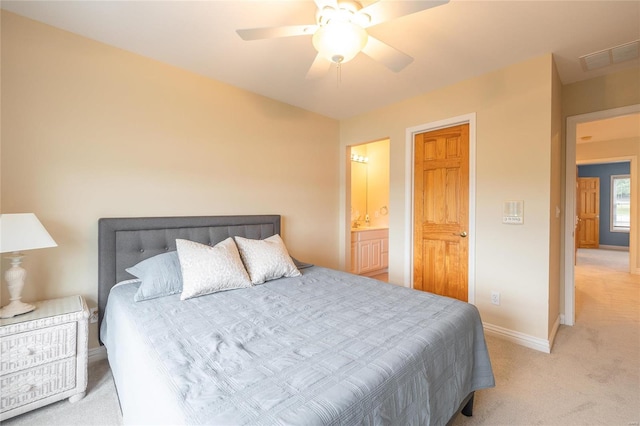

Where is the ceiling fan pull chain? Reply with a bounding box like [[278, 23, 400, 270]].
[[336, 62, 342, 88]]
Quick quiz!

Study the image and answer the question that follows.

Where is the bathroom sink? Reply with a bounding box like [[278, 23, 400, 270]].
[[351, 226, 389, 232]]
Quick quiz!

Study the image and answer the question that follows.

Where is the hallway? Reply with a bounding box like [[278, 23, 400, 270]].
[[574, 248, 638, 323]]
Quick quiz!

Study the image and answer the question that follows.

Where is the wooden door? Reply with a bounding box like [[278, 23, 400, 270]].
[[574, 167, 580, 264], [577, 177, 600, 248], [413, 124, 469, 301]]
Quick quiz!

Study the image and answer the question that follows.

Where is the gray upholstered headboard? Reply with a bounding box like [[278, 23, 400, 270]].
[[98, 215, 281, 335]]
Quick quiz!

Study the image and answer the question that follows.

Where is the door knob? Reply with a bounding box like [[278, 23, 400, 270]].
[[460, 231, 467, 238]]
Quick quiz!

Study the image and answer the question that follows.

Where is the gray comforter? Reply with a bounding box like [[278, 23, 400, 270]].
[[101, 266, 494, 425]]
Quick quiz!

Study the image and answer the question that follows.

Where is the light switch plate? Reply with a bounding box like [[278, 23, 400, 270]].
[[503, 200, 524, 225]]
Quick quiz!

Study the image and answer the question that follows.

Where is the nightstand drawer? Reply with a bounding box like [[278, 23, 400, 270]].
[[0, 296, 88, 421], [1, 357, 76, 413], [0, 322, 76, 375]]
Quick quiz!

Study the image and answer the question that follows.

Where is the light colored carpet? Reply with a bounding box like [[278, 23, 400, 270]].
[[453, 248, 639, 425], [4, 249, 638, 425], [2, 355, 122, 425]]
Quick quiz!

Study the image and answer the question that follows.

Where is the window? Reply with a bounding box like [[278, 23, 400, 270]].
[[611, 174, 630, 232]]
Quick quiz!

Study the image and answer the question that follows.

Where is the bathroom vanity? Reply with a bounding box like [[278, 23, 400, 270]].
[[350, 228, 389, 276]]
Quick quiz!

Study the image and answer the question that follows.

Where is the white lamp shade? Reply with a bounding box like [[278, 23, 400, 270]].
[[0, 213, 57, 253], [312, 21, 368, 64]]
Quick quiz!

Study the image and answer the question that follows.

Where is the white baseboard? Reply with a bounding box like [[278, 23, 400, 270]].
[[88, 346, 108, 364], [483, 322, 552, 353], [548, 315, 561, 350], [599, 245, 629, 251]]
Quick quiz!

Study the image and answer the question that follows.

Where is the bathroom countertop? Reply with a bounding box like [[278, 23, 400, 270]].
[[350, 226, 389, 232]]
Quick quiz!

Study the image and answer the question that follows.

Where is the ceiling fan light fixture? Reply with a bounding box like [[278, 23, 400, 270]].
[[312, 21, 368, 64]]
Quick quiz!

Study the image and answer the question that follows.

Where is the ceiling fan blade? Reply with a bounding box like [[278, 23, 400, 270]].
[[236, 25, 317, 41], [362, 36, 413, 72], [360, 0, 449, 28], [306, 54, 332, 79]]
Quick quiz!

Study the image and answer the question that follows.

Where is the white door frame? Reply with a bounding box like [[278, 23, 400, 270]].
[[564, 104, 639, 326], [405, 113, 477, 303]]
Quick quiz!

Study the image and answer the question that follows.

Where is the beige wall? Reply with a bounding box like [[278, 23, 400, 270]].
[[7, 9, 633, 352], [548, 59, 563, 337], [340, 54, 558, 342], [577, 138, 640, 160], [563, 68, 640, 118], [1, 12, 340, 348]]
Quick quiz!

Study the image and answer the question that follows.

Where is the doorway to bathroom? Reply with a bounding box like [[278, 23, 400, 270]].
[[349, 139, 390, 281]]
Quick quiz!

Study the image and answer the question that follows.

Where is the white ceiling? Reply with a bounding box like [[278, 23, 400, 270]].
[[2, 0, 640, 120]]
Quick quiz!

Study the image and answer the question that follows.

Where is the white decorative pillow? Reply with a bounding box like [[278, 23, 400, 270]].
[[234, 234, 301, 285], [176, 238, 252, 300]]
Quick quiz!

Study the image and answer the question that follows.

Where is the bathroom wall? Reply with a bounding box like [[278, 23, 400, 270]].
[[366, 140, 390, 228]]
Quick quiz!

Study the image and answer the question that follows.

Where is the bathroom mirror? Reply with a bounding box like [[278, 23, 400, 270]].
[[350, 139, 390, 229], [351, 160, 368, 227]]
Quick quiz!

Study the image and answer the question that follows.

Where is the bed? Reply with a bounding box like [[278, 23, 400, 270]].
[[98, 215, 494, 425]]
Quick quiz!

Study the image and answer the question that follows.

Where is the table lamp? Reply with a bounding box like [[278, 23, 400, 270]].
[[0, 213, 57, 318]]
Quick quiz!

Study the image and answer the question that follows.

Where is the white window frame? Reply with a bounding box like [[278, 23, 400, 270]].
[[611, 174, 630, 233]]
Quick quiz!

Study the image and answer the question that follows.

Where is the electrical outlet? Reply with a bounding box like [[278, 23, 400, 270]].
[[89, 307, 99, 323], [491, 291, 500, 306]]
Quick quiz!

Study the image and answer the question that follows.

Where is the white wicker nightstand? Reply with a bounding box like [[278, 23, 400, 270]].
[[0, 295, 89, 421]]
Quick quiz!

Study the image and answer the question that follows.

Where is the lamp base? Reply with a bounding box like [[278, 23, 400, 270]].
[[0, 300, 36, 319]]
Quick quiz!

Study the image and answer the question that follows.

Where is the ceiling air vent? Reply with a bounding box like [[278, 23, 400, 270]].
[[579, 40, 640, 71]]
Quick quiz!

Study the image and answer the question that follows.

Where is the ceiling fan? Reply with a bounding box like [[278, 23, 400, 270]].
[[236, 0, 449, 79]]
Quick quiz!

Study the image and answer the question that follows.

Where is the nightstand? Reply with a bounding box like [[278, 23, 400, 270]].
[[0, 295, 89, 421]]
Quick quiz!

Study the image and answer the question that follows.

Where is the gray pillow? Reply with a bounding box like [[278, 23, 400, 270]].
[[291, 257, 313, 270], [126, 251, 183, 302]]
